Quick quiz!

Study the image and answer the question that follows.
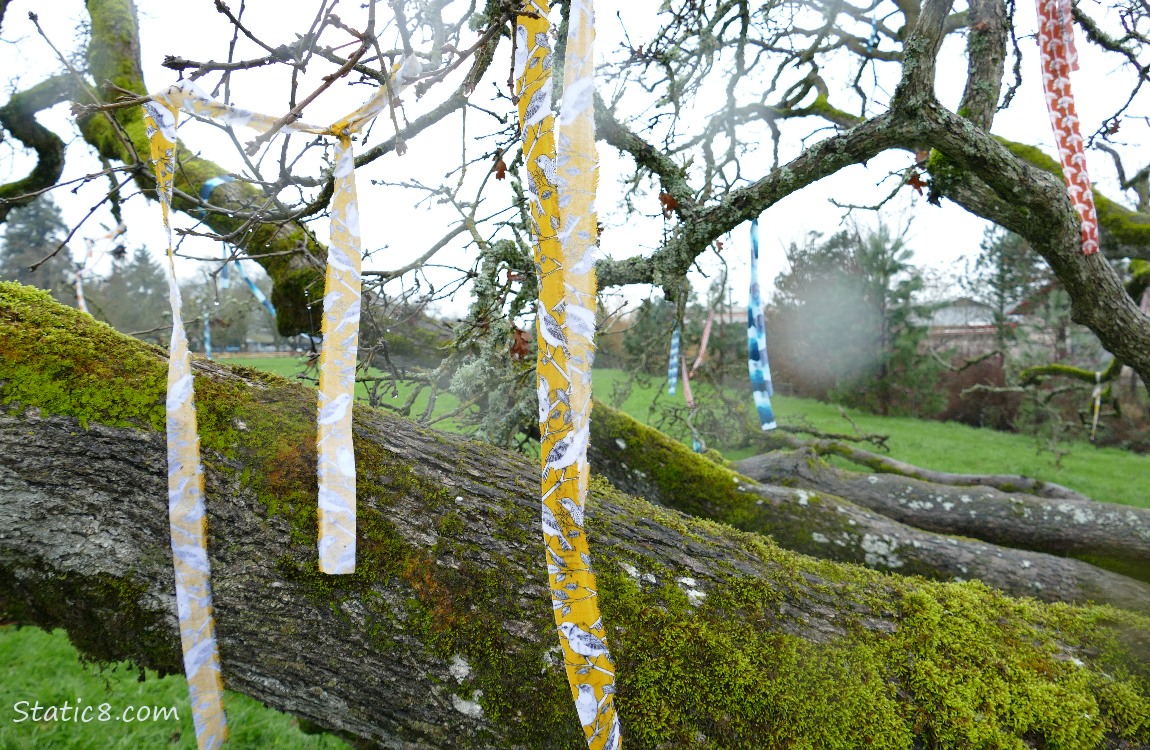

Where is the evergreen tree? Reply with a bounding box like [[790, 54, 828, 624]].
[[0, 196, 75, 303], [85, 248, 170, 345], [960, 228, 1049, 352], [769, 224, 942, 416]]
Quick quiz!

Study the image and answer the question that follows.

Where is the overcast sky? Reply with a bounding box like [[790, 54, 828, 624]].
[[0, 0, 1144, 318]]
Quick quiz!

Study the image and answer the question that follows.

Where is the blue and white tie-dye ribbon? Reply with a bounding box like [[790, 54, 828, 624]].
[[748, 219, 777, 430], [667, 326, 680, 396]]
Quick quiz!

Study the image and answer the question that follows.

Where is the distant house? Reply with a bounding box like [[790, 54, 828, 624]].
[[924, 297, 1001, 356]]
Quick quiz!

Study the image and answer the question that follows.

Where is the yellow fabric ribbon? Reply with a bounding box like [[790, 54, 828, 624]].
[[517, 1, 621, 747], [142, 98, 228, 750], [144, 58, 418, 749]]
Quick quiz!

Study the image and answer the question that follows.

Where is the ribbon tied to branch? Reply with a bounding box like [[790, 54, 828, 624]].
[[142, 56, 419, 750]]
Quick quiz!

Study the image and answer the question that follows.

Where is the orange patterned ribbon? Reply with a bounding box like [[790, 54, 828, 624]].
[[1036, 0, 1099, 255]]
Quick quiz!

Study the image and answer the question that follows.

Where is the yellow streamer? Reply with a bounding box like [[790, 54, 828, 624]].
[[516, 1, 621, 747], [142, 98, 228, 750]]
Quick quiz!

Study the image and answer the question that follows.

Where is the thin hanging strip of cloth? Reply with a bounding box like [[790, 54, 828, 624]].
[[142, 99, 228, 750], [748, 219, 777, 430], [689, 308, 715, 376], [1036, 0, 1099, 255], [143, 58, 417, 750], [150, 58, 418, 577], [667, 326, 680, 395], [679, 354, 704, 452], [233, 260, 277, 317], [517, 1, 621, 747], [203, 311, 213, 361]]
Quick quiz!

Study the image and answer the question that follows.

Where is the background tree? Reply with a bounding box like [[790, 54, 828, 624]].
[[769, 225, 942, 415], [82, 246, 170, 345], [0, 195, 74, 303], [961, 227, 1049, 353]]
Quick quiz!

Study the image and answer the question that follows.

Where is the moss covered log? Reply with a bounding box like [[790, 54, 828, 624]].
[[2, 282, 1150, 748], [737, 450, 1150, 583], [588, 403, 1150, 614]]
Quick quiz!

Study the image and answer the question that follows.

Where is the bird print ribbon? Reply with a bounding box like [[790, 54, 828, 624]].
[[142, 99, 228, 750], [748, 219, 777, 430], [667, 326, 680, 396], [1036, 0, 1099, 255], [148, 57, 419, 579], [516, 1, 621, 747], [144, 57, 418, 749]]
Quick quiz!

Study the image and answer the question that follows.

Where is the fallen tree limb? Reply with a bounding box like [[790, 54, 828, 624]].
[[2, 284, 1150, 748], [736, 449, 1150, 582], [760, 429, 1094, 502], [588, 406, 1150, 613]]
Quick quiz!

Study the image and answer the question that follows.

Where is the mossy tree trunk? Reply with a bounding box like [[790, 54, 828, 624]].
[[588, 405, 1150, 615], [736, 450, 1150, 583], [3, 284, 1150, 749]]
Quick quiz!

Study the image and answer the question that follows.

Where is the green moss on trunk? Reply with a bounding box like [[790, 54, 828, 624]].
[[4, 282, 1150, 749]]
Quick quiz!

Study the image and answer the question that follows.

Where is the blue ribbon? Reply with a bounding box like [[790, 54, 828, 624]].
[[203, 311, 213, 361], [748, 219, 777, 430], [667, 326, 680, 396], [233, 260, 277, 317], [194, 175, 236, 218]]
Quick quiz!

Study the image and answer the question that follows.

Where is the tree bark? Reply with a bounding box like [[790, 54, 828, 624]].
[[3, 284, 1150, 749], [736, 450, 1150, 582]]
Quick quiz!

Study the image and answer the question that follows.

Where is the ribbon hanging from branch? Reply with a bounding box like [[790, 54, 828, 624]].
[[1036, 0, 1099, 255], [680, 353, 705, 452], [517, 0, 621, 746], [1090, 371, 1103, 442], [689, 308, 715, 377], [203, 311, 213, 361], [667, 326, 680, 395], [141, 100, 228, 750], [748, 219, 777, 431], [74, 223, 126, 314], [233, 260, 277, 317], [144, 57, 418, 750]]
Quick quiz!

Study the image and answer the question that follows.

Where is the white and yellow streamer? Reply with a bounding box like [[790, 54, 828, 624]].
[[144, 58, 418, 749], [142, 99, 229, 750], [517, 1, 621, 747]]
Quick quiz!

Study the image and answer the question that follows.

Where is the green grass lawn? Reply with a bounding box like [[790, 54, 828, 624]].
[[0, 626, 346, 749], [218, 356, 1148, 508], [592, 368, 1150, 508], [7, 357, 1147, 749]]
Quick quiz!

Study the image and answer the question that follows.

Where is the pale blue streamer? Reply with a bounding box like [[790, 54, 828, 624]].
[[219, 245, 230, 290], [233, 260, 277, 317], [667, 326, 680, 396], [748, 219, 777, 430], [203, 312, 212, 360], [195, 175, 235, 219]]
